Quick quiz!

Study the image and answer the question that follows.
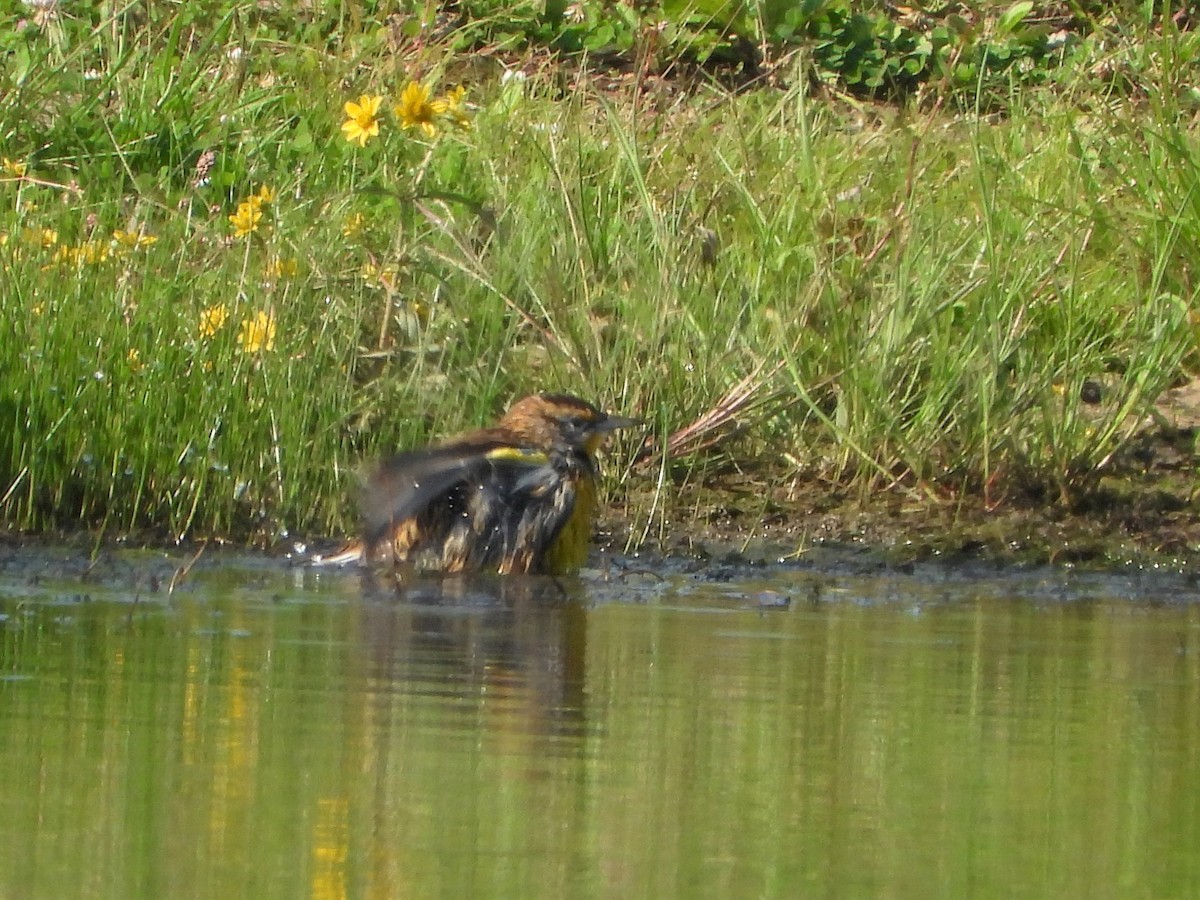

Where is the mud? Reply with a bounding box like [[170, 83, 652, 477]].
[[598, 377, 1200, 573]]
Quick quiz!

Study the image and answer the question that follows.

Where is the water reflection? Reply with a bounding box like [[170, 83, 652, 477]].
[[0, 553, 1199, 898], [355, 574, 590, 742]]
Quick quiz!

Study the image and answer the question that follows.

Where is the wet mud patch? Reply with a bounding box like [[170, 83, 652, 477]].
[[612, 405, 1200, 573], [610, 465, 1200, 574]]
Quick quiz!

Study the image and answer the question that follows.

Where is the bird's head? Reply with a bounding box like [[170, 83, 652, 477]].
[[500, 393, 641, 454]]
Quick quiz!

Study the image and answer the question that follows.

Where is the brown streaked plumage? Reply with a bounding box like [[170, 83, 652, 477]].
[[356, 394, 639, 576]]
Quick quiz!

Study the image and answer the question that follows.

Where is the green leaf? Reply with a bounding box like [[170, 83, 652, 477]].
[[11, 43, 31, 84], [997, 1, 1033, 37], [291, 119, 313, 152]]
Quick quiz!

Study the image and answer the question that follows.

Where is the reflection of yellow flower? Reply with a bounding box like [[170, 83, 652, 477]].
[[265, 256, 298, 278], [229, 201, 262, 237], [394, 82, 446, 138], [342, 212, 366, 237], [2, 157, 27, 178], [341, 94, 383, 146], [237, 310, 276, 353], [199, 303, 229, 338], [442, 85, 470, 129]]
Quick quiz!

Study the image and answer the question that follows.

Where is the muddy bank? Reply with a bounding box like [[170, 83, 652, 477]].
[[605, 377, 1200, 573], [613, 481, 1195, 572], [3, 467, 1197, 578], [611, 460, 1200, 574]]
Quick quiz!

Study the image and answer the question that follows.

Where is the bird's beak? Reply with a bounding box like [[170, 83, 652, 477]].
[[598, 413, 643, 432]]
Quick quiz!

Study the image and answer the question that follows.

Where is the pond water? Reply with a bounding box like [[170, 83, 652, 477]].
[[1, 547, 1198, 898]]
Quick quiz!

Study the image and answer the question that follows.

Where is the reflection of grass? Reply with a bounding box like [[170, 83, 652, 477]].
[[0, 8, 1197, 542]]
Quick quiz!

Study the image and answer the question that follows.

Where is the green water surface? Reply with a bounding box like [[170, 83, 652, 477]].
[[1, 551, 1198, 898]]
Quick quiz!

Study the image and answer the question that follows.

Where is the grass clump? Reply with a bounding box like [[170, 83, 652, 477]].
[[1, 3, 1199, 548]]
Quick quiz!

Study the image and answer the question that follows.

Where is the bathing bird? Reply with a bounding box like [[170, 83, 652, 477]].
[[326, 393, 639, 576]]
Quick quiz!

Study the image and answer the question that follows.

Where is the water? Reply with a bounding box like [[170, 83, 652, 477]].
[[1, 548, 1199, 898]]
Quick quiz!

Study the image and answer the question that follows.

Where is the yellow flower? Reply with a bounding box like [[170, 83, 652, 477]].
[[255, 185, 275, 205], [265, 256, 298, 278], [127, 348, 144, 373], [341, 94, 383, 147], [199, 303, 229, 338], [229, 200, 263, 237], [23, 227, 58, 248], [442, 85, 470, 129], [51, 240, 109, 266], [342, 212, 366, 237], [77, 240, 109, 264], [237, 310, 277, 353], [394, 82, 446, 138], [361, 261, 398, 286], [2, 157, 27, 178], [113, 229, 157, 250]]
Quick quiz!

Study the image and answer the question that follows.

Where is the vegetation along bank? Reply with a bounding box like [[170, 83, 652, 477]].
[[3, 2, 1200, 568]]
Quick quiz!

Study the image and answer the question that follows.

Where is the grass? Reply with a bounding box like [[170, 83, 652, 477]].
[[2, 3, 1199, 547]]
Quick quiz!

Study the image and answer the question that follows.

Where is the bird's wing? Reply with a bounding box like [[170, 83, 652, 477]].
[[361, 443, 557, 548], [362, 445, 486, 546]]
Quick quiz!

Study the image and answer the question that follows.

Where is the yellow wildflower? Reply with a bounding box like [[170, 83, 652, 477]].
[[237, 310, 277, 353], [127, 348, 144, 373], [77, 240, 109, 264], [265, 256, 298, 279], [50, 241, 108, 266], [341, 94, 383, 147], [394, 82, 446, 138], [361, 261, 398, 286], [23, 227, 58, 248], [2, 157, 27, 178], [113, 229, 157, 250], [442, 85, 470, 129], [199, 303, 229, 338], [342, 212, 366, 237], [229, 200, 262, 238], [241, 187, 274, 215]]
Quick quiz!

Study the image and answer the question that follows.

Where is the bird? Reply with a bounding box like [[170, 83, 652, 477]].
[[318, 393, 640, 576]]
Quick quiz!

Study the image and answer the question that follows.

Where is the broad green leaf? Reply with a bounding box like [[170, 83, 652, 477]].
[[997, 1, 1033, 37]]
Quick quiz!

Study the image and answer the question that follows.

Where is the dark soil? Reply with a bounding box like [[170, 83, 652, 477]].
[[608, 378, 1200, 573]]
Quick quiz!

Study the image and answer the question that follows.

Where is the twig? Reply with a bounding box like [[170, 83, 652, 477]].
[[167, 542, 207, 596]]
